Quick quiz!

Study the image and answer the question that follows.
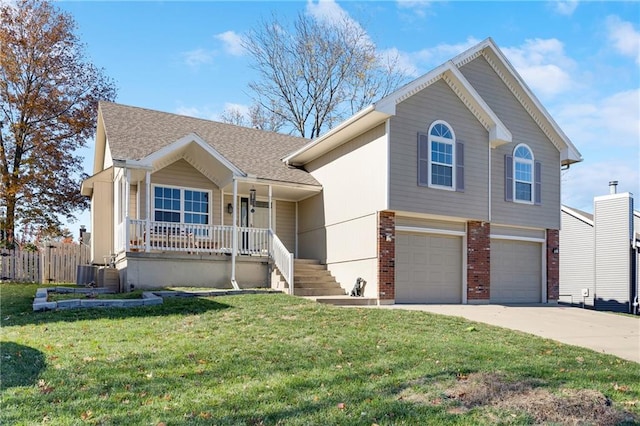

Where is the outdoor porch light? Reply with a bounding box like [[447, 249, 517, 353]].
[[552, 247, 559, 254], [227, 203, 233, 214]]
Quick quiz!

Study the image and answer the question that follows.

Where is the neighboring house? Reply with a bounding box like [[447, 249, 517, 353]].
[[81, 37, 583, 304], [560, 183, 639, 313]]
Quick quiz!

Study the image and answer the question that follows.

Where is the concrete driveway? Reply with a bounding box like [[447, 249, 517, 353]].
[[377, 304, 640, 363]]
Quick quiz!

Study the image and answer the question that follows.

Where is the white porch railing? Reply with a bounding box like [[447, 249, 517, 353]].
[[126, 219, 269, 256], [270, 230, 294, 295]]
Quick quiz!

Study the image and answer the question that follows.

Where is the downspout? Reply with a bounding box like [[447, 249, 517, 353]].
[[488, 142, 492, 222], [230, 177, 240, 290]]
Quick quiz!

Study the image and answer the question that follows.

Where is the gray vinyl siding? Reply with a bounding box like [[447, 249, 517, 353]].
[[594, 195, 633, 312], [459, 56, 561, 230], [389, 79, 489, 220], [140, 159, 221, 225], [275, 200, 296, 253], [559, 211, 595, 307]]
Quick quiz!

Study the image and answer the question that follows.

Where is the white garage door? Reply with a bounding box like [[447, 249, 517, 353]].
[[490, 239, 541, 303], [395, 232, 462, 303]]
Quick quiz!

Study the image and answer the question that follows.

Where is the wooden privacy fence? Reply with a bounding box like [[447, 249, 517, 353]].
[[0, 248, 40, 282], [0, 243, 91, 284]]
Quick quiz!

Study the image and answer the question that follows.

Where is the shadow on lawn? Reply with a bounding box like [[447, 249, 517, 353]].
[[1, 293, 232, 327], [0, 342, 46, 390]]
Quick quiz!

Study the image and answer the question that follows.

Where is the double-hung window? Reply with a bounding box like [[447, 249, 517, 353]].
[[514, 145, 533, 202], [153, 186, 210, 225], [418, 120, 464, 192], [505, 144, 541, 205]]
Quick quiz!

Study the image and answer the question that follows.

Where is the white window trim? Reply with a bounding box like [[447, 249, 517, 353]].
[[513, 143, 534, 205], [152, 184, 212, 224], [427, 120, 456, 191]]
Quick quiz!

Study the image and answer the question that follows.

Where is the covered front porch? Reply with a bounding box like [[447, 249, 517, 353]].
[[82, 132, 322, 292]]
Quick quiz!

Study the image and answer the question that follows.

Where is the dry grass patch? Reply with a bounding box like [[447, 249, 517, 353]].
[[401, 372, 638, 425]]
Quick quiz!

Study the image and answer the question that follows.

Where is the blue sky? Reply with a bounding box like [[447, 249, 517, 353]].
[[55, 0, 639, 233]]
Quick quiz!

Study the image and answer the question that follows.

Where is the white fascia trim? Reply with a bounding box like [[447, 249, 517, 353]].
[[561, 205, 594, 227], [234, 176, 322, 192], [489, 234, 546, 243], [464, 39, 582, 165], [594, 192, 633, 203], [142, 132, 246, 177], [396, 225, 466, 237], [282, 105, 376, 164]]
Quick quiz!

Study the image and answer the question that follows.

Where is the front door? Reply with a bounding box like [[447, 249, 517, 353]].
[[240, 197, 249, 250]]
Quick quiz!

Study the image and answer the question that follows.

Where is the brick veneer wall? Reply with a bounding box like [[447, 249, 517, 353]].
[[546, 229, 559, 302], [467, 221, 490, 301], [378, 211, 395, 301]]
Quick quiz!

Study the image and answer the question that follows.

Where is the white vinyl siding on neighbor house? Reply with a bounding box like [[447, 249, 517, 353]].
[[389, 79, 489, 220], [594, 193, 633, 312], [459, 55, 561, 230], [559, 208, 595, 307]]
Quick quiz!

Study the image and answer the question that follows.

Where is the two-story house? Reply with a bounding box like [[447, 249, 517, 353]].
[[81, 38, 582, 304]]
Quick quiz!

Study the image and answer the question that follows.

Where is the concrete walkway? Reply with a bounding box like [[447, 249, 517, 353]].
[[376, 304, 640, 363]]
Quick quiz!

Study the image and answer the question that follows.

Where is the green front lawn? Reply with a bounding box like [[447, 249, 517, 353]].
[[1, 283, 639, 425]]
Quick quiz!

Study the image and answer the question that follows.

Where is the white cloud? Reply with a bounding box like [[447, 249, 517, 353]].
[[385, 37, 481, 78], [215, 30, 245, 56], [222, 102, 250, 116], [174, 105, 217, 121], [552, 0, 579, 16], [396, 0, 431, 18], [379, 47, 419, 78], [306, 0, 351, 24], [555, 89, 640, 150], [182, 48, 215, 68], [502, 38, 576, 99], [606, 15, 640, 65]]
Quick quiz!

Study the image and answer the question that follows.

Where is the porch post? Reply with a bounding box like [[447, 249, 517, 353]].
[[124, 169, 131, 252], [230, 177, 240, 290], [268, 185, 273, 231], [145, 171, 151, 253]]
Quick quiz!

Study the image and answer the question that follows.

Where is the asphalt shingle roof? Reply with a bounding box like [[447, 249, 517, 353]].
[[99, 102, 319, 186]]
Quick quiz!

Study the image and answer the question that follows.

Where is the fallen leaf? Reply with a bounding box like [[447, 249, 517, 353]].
[[80, 410, 93, 420], [337, 402, 345, 410]]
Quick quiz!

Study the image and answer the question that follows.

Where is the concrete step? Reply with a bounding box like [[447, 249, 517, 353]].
[[294, 259, 321, 265], [295, 275, 336, 283], [295, 287, 347, 297], [310, 296, 378, 306], [294, 263, 327, 271], [294, 281, 343, 289]]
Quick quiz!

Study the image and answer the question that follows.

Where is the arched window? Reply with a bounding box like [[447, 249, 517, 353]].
[[428, 121, 455, 189], [418, 120, 464, 191], [513, 144, 534, 203]]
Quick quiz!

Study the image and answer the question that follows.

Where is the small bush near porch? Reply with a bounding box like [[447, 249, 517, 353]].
[[1, 283, 639, 425]]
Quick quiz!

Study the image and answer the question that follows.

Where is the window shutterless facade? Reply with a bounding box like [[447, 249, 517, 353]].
[[153, 185, 210, 224]]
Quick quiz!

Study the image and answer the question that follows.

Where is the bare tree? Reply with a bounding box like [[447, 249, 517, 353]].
[[0, 0, 117, 244], [219, 102, 285, 133], [243, 12, 407, 138]]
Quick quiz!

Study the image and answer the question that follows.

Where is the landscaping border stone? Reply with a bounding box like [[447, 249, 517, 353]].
[[33, 287, 280, 311]]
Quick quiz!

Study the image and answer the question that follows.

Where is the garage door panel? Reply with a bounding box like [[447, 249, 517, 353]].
[[490, 240, 541, 303], [395, 232, 462, 304]]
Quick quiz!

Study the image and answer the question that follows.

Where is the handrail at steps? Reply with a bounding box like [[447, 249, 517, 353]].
[[270, 231, 294, 295]]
